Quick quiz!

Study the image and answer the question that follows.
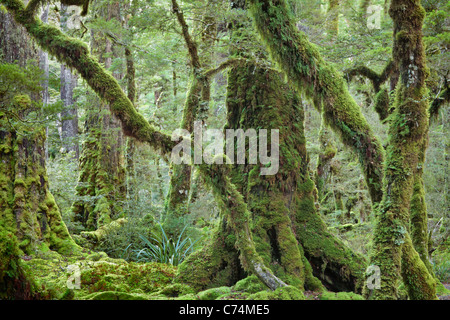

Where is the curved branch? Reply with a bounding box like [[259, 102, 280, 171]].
[[204, 58, 244, 78], [345, 60, 395, 93], [1, 0, 175, 161]]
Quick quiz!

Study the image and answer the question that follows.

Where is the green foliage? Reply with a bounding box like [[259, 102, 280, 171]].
[[134, 224, 197, 266], [1, 0, 448, 301]]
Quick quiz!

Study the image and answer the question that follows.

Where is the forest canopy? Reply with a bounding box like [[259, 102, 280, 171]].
[[0, 0, 449, 303]]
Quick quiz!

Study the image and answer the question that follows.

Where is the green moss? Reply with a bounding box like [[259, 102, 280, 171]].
[[158, 283, 196, 298], [233, 275, 266, 294], [319, 291, 364, 300], [197, 286, 232, 300], [83, 291, 149, 300], [247, 286, 305, 300]]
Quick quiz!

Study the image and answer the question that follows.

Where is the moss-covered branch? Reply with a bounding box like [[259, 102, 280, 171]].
[[171, 0, 201, 70], [1, 0, 175, 160], [246, 0, 385, 204], [345, 60, 396, 93]]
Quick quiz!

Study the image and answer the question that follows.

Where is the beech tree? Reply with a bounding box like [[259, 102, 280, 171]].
[[0, 0, 447, 301]]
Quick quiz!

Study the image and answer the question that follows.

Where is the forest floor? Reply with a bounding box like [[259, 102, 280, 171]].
[[21, 248, 450, 300]]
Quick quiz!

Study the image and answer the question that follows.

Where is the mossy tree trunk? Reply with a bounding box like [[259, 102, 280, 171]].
[[0, 9, 78, 258], [71, 1, 126, 231], [365, 0, 437, 300], [59, 4, 79, 160], [247, 0, 385, 206], [177, 62, 367, 292], [326, 0, 340, 38], [164, 0, 215, 237]]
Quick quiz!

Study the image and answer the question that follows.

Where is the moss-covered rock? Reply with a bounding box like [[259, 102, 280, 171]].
[[247, 286, 305, 300], [22, 249, 178, 300], [233, 275, 266, 294], [197, 286, 232, 300], [82, 291, 149, 300]]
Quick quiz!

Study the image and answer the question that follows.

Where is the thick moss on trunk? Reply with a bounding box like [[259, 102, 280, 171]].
[[71, 1, 126, 231], [247, 0, 385, 205], [177, 63, 366, 293], [366, 0, 437, 300], [326, 0, 340, 38], [0, 9, 78, 256]]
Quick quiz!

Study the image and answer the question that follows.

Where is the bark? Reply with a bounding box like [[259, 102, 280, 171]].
[[247, 0, 385, 205], [71, 1, 126, 231], [0, 8, 79, 262], [366, 0, 437, 300], [59, 4, 79, 159], [177, 63, 366, 293]]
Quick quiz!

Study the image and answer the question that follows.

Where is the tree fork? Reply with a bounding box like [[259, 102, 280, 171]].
[[246, 0, 385, 205]]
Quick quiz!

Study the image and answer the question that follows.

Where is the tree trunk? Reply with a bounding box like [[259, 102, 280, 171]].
[[59, 4, 79, 160], [366, 0, 437, 300], [71, 1, 126, 231], [177, 62, 366, 292], [0, 8, 78, 260]]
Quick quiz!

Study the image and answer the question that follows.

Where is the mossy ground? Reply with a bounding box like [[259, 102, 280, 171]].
[[18, 249, 380, 300]]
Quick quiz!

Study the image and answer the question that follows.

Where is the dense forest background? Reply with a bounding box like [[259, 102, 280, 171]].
[[0, 0, 448, 301]]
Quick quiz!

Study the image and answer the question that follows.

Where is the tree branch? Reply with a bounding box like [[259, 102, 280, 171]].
[[204, 58, 244, 78], [247, 0, 385, 204], [1, 0, 175, 160], [171, 0, 201, 70], [345, 60, 395, 93]]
